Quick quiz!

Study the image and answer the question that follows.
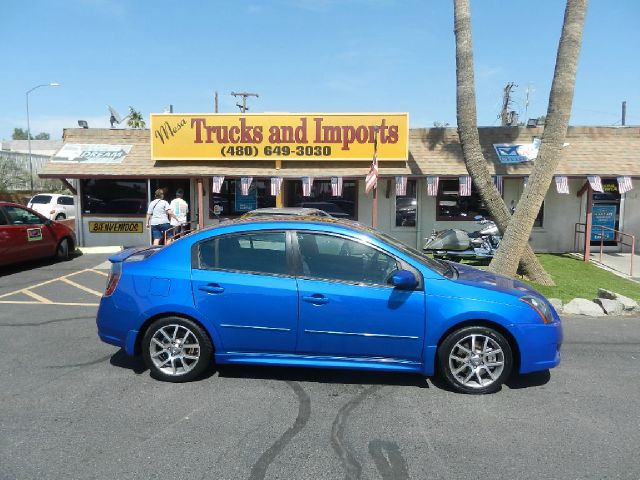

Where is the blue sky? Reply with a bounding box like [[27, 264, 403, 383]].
[[1, 0, 638, 140]]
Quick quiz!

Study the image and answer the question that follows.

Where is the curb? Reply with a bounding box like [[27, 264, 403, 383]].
[[78, 246, 123, 254]]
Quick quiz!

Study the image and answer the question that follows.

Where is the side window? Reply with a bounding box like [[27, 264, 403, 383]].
[[4, 206, 44, 225], [197, 232, 287, 275], [58, 197, 74, 205], [296, 233, 399, 285]]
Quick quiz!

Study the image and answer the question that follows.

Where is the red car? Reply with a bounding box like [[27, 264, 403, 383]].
[[0, 201, 76, 267]]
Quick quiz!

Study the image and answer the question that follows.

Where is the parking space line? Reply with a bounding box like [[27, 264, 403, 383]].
[[89, 269, 109, 277], [22, 289, 54, 304], [0, 268, 93, 300], [0, 300, 99, 306], [59, 277, 103, 297]]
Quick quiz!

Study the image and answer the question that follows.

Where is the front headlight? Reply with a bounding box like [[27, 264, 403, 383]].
[[520, 295, 554, 324]]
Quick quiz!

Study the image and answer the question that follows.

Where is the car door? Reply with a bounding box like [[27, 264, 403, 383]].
[[0, 207, 24, 264], [294, 232, 425, 362], [2, 205, 58, 260], [191, 230, 299, 353]]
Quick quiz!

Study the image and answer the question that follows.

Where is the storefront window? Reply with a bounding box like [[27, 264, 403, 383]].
[[285, 179, 357, 219], [395, 180, 417, 227], [210, 178, 275, 218], [436, 179, 490, 221], [81, 179, 147, 215]]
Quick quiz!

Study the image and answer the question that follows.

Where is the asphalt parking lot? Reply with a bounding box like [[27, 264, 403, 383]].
[[1, 254, 639, 480]]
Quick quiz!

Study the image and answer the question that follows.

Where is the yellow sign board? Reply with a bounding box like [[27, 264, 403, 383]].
[[150, 113, 408, 161], [88, 221, 144, 234]]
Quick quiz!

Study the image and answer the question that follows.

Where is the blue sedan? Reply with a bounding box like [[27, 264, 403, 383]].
[[96, 217, 561, 394]]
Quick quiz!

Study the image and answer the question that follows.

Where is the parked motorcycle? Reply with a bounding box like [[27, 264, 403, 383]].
[[423, 216, 501, 262]]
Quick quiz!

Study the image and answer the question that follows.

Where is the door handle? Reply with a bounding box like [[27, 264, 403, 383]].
[[199, 283, 225, 294], [302, 294, 329, 305]]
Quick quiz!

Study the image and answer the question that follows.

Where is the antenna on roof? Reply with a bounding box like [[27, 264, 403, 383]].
[[107, 105, 131, 128]]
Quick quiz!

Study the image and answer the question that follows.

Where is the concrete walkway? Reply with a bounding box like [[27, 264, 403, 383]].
[[586, 251, 640, 281]]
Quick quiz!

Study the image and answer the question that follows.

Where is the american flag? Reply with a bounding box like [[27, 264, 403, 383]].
[[459, 176, 472, 196], [331, 176, 343, 197], [588, 175, 604, 193], [493, 175, 504, 195], [555, 176, 570, 194], [240, 177, 253, 196], [302, 177, 314, 197], [395, 176, 407, 196], [364, 127, 379, 194], [617, 176, 633, 194], [211, 176, 225, 194], [426, 176, 439, 196], [270, 177, 283, 196]]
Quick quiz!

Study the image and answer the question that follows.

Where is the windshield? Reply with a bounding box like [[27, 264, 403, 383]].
[[30, 195, 52, 204], [372, 230, 455, 278]]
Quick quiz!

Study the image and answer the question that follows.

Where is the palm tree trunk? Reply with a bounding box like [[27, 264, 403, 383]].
[[454, 0, 554, 285], [489, 0, 587, 277]]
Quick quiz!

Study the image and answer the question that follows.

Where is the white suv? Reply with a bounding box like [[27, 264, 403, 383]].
[[27, 194, 76, 220]]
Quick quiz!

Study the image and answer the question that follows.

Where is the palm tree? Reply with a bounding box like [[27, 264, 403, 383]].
[[127, 107, 146, 129], [489, 0, 587, 277], [453, 0, 556, 285]]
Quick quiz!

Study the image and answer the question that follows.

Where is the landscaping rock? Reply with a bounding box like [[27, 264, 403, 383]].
[[593, 298, 624, 316], [549, 298, 563, 313], [597, 289, 639, 311], [563, 298, 606, 316]]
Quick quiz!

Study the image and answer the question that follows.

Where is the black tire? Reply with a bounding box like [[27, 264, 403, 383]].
[[55, 238, 71, 261], [55, 213, 66, 221], [437, 325, 513, 394], [142, 316, 213, 383]]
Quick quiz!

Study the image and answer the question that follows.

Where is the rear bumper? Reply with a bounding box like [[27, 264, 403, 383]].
[[96, 296, 139, 355]]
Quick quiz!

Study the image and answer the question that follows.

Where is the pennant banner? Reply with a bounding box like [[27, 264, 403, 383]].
[[459, 176, 471, 196], [395, 176, 407, 196], [493, 175, 504, 195], [331, 176, 343, 197], [555, 176, 570, 194], [617, 176, 633, 194], [240, 177, 253, 196], [426, 176, 439, 196], [211, 176, 225, 194], [302, 177, 314, 197], [270, 177, 283, 196], [588, 175, 603, 193]]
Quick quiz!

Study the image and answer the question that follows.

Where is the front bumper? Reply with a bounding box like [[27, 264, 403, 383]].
[[513, 320, 563, 374]]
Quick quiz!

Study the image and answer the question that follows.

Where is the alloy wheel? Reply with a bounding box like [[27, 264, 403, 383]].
[[448, 334, 505, 389], [149, 324, 201, 376]]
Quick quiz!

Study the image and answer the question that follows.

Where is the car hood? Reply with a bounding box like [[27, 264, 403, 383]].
[[449, 261, 541, 299]]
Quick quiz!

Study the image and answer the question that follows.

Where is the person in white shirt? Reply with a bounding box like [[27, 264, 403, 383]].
[[169, 188, 189, 240], [146, 188, 176, 245]]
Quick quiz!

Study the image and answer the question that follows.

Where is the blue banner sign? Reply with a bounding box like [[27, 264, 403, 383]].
[[234, 183, 257, 212], [591, 204, 617, 241]]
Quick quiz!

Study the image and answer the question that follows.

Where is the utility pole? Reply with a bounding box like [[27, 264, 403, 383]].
[[214, 91, 219, 113], [622, 101, 626, 126], [231, 91, 259, 113], [500, 82, 516, 126]]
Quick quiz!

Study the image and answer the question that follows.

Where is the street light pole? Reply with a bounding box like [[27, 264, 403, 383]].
[[26, 82, 60, 195]]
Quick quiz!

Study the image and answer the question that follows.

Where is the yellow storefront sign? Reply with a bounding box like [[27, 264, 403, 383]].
[[150, 113, 408, 161], [89, 221, 144, 233]]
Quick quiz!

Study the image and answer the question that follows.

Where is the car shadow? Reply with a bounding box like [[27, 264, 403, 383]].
[[505, 370, 551, 389], [0, 249, 83, 277], [216, 364, 430, 388], [109, 349, 148, 374]]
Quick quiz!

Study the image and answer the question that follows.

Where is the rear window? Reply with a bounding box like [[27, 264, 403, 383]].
[[30, 195, 52, 204]]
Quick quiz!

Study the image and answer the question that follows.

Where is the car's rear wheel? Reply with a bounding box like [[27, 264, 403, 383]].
[[142, 317, 213, 383], [437, 326, 513, 394], [55, 213, 66, 221], [55, 238, 71, 261]]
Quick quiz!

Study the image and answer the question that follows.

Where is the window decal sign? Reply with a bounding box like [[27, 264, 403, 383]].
[[27, 228, 43, 242], [150, 113, 409, 161], [88, 221, 144, 233], [52, 144, 132, 164]]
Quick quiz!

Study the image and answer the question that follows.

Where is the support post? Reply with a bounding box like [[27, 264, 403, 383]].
[[275, 160, 283, 207], [197, 178, 205, 230], [583, 184, 592, 262], [372, 186, 378, 229]]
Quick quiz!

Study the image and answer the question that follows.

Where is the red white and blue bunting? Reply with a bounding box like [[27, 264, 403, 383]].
[[493, 175, 504, 195], [426, 176, 439, 196], [240, 177, 253, 196], [587, 175, 603, 193], [331, 177, 343, 197], [302, 177, 314, 197], [555, 176, 570, 194], [395, 176, 407, 196], [617, 176, 633, 194], [211, 176, 225, 194], [459, 176, 472, 196], [270, 177, 283, 196]]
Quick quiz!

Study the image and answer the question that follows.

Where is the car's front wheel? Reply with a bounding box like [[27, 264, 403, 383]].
[[142, 317, 213, 382], [437, 326, 513, 394], [55, 213, 66, 221], [55, 238, 71, 261]]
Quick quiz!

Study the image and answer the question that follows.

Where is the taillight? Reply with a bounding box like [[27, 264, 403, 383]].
[[104, 263, 122, 296]]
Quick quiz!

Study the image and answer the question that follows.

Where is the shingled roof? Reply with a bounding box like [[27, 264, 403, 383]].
[[39, 126, 640, 179]]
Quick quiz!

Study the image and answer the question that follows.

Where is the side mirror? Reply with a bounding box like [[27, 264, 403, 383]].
[[389, 270, 418, 290]]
